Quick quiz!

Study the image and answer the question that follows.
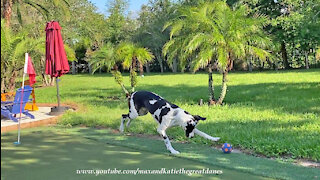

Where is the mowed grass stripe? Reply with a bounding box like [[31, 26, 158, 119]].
[[34, 69, 320, 160]]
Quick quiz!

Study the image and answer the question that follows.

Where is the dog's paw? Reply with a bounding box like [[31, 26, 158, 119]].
[[119, 125, 124, 133], [211, 137, 220, 142], [170, 150, 180, 155]]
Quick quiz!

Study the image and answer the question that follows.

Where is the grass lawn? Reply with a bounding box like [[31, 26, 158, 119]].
[[3, 127, 255, 180], [2, 127, 319, 180], [34, 69, 320, 161]]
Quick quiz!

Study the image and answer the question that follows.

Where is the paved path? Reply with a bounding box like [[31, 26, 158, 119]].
[[1, 107, 54, 128]]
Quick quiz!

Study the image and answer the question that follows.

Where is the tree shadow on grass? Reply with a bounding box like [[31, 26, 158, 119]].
[[61, 81, 319, 114], [70, 68, 320, 78], [62, 86, 126, 109], [1, 128, 267, 180], [74, 127, 319, 180], [135, 82, 320, 115]]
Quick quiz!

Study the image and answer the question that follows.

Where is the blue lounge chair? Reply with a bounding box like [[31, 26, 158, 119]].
[[1, 85, 35, 122]]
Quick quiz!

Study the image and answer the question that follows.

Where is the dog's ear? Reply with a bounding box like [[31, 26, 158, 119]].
[[193, 115, 206, 121]]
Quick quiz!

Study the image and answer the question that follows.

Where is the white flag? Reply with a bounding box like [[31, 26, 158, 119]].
[[24, 53, 29, 74]]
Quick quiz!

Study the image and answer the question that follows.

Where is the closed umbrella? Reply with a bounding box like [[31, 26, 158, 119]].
[[45, 21, 70, 115]]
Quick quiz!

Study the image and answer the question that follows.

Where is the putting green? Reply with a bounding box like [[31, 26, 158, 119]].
[[1, 127, 270, 180]]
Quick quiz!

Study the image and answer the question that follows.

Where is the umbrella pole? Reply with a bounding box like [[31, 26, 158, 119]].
[[56, 77, 61, 108], [49, 77, 68, 115]]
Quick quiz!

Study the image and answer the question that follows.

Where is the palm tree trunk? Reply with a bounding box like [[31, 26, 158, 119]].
[[3, 0, 13, 27], [247, 56, 253, 72], [88, 64, 92, 74], [216, 57, 232, 105], [305, 51, 309, 69], [146, 62, 150, 73], [111, 69, 129, 95], [41, 74, 48, 86], [40, 56, 49, 86], [50, 77, 56, 86], [1, 63, 9, 93], [120, 83, 129, 95], [172, 58, 177, 73], [130, 69, 136, 92], [1, 77, 5, 93], [156, 54, 164, 73], [159, 61, 164, 73], [132, 57, 137, 70], [130, 57, 137, 92], [208, 64, 215, 105], [274, 60, 278, 71], [216, 70, 228, 105], [281, 41, 290, 69], [259, 60, 264, 71], [139, 62, 144, 76], [8, 70, 17, 92]]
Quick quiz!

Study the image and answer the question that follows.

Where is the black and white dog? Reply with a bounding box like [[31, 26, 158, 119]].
[[120, 91, 220, 154]]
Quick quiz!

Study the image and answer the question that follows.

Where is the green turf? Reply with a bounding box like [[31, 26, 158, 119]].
[[34, 69, 320, 161], [1, 127, 273, 180]]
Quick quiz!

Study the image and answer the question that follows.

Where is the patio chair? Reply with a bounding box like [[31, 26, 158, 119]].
[[1, 85, 35, 122], [23, 80, 39, 111]]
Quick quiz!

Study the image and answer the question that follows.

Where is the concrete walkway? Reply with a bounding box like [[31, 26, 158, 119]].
[[1, 107, 58, 133]]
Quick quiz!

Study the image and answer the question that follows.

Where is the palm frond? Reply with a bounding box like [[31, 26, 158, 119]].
[[116, 42, 154, 69], [16, 5, 23, 25], [64, 45, 76, 61], [87, 43, 117, 73], [24, 0, 50, 20]]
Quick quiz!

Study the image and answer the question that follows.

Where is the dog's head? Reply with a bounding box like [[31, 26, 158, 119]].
[[184, 114, 206, 138]]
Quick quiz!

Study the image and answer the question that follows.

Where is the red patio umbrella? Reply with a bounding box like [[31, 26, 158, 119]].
[[45, 21, 70, 114]]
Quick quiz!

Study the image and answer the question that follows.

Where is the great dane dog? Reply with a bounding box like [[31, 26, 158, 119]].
[[120, 91, 220, 154]]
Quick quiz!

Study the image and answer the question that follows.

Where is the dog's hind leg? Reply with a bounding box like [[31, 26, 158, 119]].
[[120, 111, 138, 133], [126, 118, 132, 128], [157, 125, 180, 154], [194, 128, 220, 141]]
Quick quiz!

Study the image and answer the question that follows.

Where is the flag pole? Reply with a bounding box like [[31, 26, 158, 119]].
[[14, 53, 28, 145]]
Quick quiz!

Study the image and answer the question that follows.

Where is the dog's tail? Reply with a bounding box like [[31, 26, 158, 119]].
[[125, 92, 131, 99]]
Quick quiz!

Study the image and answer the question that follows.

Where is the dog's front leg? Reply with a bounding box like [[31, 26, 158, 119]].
[[157, 126, 180, 154], [120, 114, 130, 133], [194, 128, 220, 141]]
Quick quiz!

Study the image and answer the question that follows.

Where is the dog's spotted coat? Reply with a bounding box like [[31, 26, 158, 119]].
[[120, 91, 220, 154]]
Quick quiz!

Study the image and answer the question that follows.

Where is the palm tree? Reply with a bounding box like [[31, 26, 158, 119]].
[[1, 19, 40, 92], [88, 43, 118, 73], [134, 1, 173, 73], [163, 1, 271, 105], [87, 42, 153, 94], [116, 42, 154, 92], [87, 42, 129, 94], [1, 0, 69, 27], [1, 19, 76, 91]]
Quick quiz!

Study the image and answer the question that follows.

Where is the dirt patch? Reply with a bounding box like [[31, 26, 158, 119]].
[[294, 159, 320, 168]]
